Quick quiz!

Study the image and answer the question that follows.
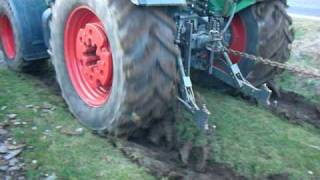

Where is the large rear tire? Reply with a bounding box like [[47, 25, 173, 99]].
[[50, 0, 179, 136], [243, 0, 294, 86], [193, 0, 294, 90]]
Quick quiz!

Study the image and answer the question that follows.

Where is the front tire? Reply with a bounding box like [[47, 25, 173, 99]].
[[0, 0, 24, 71], [50, 0, 179, 136]]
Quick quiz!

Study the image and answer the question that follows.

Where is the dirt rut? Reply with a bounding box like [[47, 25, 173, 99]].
[[270, 90, 320, 128]]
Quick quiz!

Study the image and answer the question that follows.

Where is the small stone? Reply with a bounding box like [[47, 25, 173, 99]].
[[25, 104, 34, 108], [0, 144, 8, 153], [273, 100, 278, 106], [32, 160, 37, 164], [75, 128, 84, 134], [43, 130, 51, 136], [9, 158, 18, 166], [55, 126, 62, 130], [0, 165, 8, 171], [32, 126, 37, 131], [0, 128, 8, 135], [4, 149, 22, 160], [44, 173, 57, 180], [22, 122, 27, 125], [7, 114, 17, 120], [1, 106, 7, 111], [0, 160, 6, 166], [13, 121, 22, 126], [8, 166, 20, 171], [308, 170, 314, 175], [41, 103, 52, 110], [8, 144, 25, 150]]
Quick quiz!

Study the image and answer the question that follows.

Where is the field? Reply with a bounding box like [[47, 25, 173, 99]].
[[0, 17, 319, 179]]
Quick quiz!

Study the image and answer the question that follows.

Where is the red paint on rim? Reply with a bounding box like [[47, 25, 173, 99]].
[[64, 6, 113, 107], [0, 15, 16, 59], [229, 15, 247, 64]]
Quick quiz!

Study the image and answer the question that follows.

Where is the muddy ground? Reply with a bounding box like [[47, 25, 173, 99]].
[[270, 90, 320, 128]]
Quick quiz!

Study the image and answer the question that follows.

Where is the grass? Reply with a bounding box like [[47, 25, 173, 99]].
[[276, 17, 320, 104], [199, 87, 320, 179], [0, 69, 154, 180]]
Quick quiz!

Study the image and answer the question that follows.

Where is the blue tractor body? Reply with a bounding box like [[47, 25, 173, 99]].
[[7, 0, 49, 61]]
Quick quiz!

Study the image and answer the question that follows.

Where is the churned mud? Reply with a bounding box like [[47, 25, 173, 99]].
[[109, 136, 245, 180], [270, 90, 320, 128]]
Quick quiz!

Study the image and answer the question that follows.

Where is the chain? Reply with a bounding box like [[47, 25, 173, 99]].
[[226, 48, 320, 79]]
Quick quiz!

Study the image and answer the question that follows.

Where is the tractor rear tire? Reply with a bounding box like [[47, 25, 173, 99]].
[[193, 0, 294, 90], [50, 0, 179, 136], [242, 0, 294, 86]]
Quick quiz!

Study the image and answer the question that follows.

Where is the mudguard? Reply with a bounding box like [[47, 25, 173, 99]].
[[8, 0, 49, 61]]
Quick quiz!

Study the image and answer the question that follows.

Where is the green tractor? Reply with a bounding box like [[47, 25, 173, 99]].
[[0, 0, 293, 136]]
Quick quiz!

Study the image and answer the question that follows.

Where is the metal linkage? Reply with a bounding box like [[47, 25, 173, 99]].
[[203, 2, 272, 105], [175, 1, 211, 131], [209, 43, 272, 105]]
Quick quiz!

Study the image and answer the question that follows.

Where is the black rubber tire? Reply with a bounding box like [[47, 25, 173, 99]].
[[50, 0, 179, 136], [0, 0, 25, 71], [192, 0, 294, 89], [243, 0, 294, 86]]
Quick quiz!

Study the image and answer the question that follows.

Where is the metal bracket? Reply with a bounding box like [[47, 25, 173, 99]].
[[210, 48, 272, 106], [176, 54, 211, 131]]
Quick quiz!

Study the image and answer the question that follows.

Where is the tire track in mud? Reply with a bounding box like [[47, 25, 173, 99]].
[[270, 90, 320, 128], [108, 137, 246, 180]]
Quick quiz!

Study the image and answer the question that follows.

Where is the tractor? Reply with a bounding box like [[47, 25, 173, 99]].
[[0, 0, 293, 136]]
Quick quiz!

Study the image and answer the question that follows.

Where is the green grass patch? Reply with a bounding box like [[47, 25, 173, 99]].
[[276, 18, 320, 104], [205, 88, 320, 179], [0, 69, 153, 180], [277, 71, 320, 104], [178, 87, 320, 179]]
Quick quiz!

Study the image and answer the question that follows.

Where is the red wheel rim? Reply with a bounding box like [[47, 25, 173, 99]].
[[64, 6, 113, 107], [229, 15, 247, 64], [0, 15, 16, 59]]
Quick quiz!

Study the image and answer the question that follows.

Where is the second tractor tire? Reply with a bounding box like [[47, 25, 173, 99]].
[[192, 0, 294, 90]]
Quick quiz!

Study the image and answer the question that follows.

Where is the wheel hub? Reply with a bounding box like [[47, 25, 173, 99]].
[[64, 6, 113, 107], [76, 23, 113, 95], [0, 15, 16, 59]]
